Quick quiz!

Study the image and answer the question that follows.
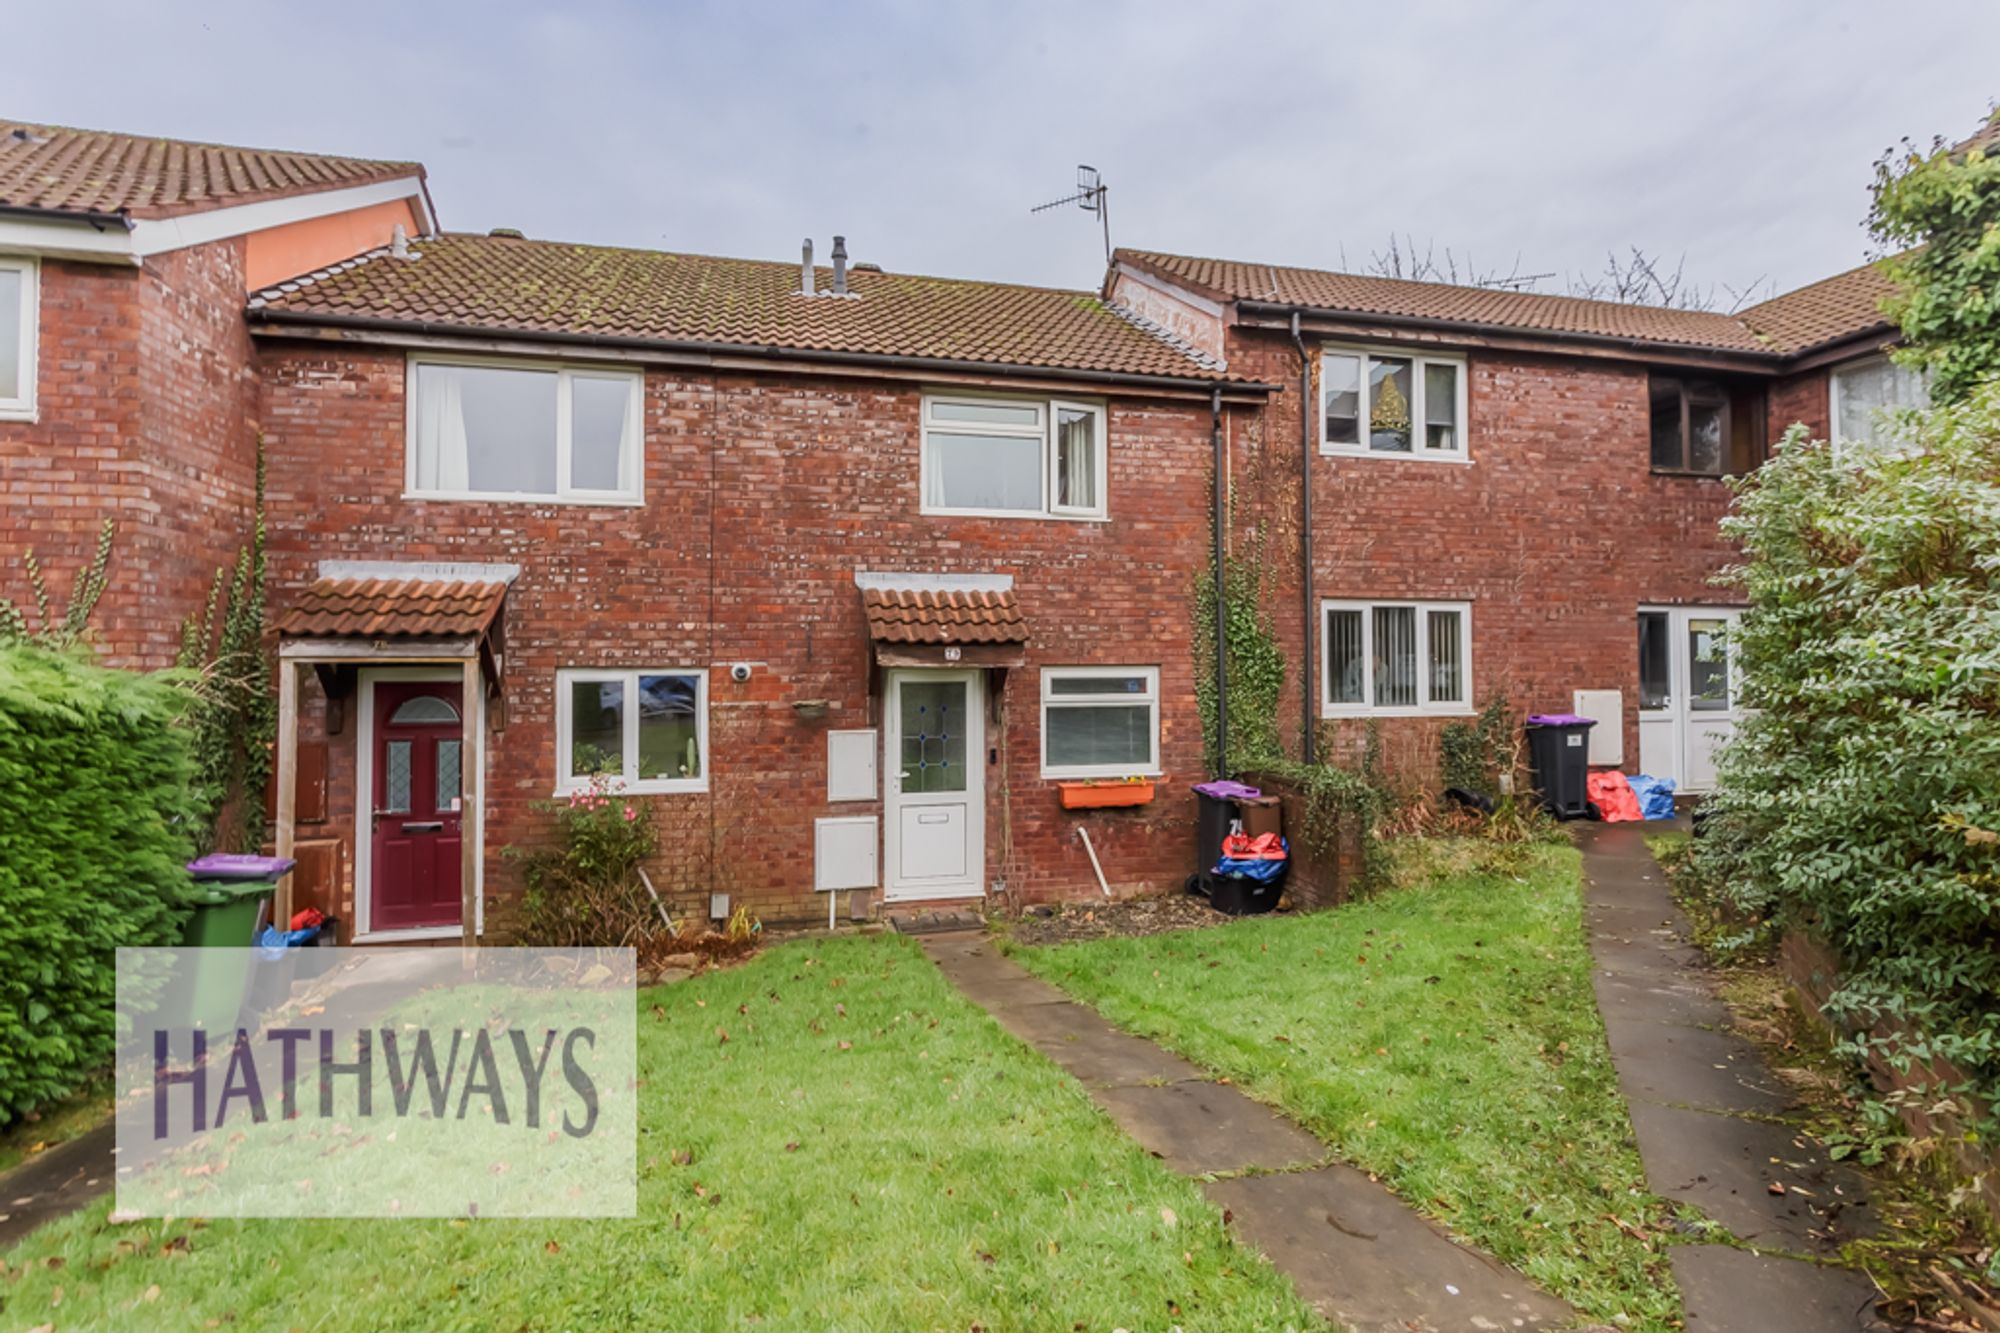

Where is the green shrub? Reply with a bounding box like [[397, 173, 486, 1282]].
[[0, 642, 199, 1121], [1699, 390, 2000, 1121], [511, 777, 663, 947]]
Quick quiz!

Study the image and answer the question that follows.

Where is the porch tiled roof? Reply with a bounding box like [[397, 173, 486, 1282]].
[[1736, 261, 1899, 356], [862, 586, 1028, 646], [0, 118, 422, 220], [247, 233, 1242, 383], [276, 578, 506, 640]]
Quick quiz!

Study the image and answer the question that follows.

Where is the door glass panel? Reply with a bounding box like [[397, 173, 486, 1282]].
[[569, 678, 625, 776], [1367, 357, 1413, 452], [389, 694, 459, 725], [1688, 618, 1729, 711], [383, 739, 413, 814], [436, 739, 461, 810], [1638, 613, 1671, 710], [1372, 606, 1417, 707], [1325, 609, 1364, 704], [1322, 354, 1361, 446], [900, 681, 967, 793], [1426, 609, 1464, 704], [1423, 362, 1459, 451]]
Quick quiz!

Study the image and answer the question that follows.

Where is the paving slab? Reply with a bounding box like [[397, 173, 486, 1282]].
[[0, 1121, 115, 1249], [939, 969, 1075, 1013], [1671, 1244, 1890, 1333], [1590, 967, 1733, 1028], [1604, 1018, 1798, 1114], [1092, 1082, 1325, 1175], [1626, 1083, 1874, 1249], [1205, 1166, 1573, 1332], [983, 997, 1210, 1088], [1586, 927, 1707, 977]]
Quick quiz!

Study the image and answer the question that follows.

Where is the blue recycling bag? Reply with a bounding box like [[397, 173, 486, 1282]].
[[1626, 775, 1678, 821]]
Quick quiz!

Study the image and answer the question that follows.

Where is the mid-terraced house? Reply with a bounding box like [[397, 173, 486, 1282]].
[[0, 117, 1931, 940]]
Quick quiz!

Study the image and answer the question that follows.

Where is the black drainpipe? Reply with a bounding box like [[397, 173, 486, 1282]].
[[1290, 312, 1316, 765], [1210, 386, 1229, 778]]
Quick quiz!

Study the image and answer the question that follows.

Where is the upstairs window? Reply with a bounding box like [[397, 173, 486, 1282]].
[[921, 395, 1106, 519], [1322, 600, 1471, 716], [1649, 375, 1763, 476], [408, 357, 642, 503], [0, 256, 37, 420], [1830, 355, 1928, 454], [1321, 346, 1467, 461]]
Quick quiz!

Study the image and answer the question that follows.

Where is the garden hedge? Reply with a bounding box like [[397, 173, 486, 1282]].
[[0, 643, 198, 1120]]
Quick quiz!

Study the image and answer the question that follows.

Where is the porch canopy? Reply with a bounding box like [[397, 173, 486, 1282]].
[[272, 570, 511, 946], [857, 572, 1028, 669]]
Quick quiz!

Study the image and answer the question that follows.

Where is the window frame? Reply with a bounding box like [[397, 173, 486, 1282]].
[[0, 255, 39, 422], [554, 667, 709, 795], [1828, 353, 1928, 456], [1318, 344, 1470, 463], [1648, 375, 1734, 476], [1039, 665, 1162, 779], [919, 392, 1108, 521], [405, 352, 645, 505], [1319, 598, 1474, 718]]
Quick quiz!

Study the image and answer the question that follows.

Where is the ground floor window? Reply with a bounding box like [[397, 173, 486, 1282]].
[[1040, 666, 1160, 778], [1322, 600, 1471, 715], [556, 668, 708, 793]]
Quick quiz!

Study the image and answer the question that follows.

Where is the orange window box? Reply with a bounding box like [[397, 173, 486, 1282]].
[[1056, 779, 1156, 810]]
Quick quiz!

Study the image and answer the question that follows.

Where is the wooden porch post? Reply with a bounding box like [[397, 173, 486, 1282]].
[[274, 659, 300, 925], [461, 657, 482, 948]]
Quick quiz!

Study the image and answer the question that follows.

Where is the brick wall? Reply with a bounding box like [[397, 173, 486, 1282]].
[[0, 244, 260, 668], [1221, 329, 1745, 779], [1768, 367, 1831, 441], [258, 343, 1226, 929]]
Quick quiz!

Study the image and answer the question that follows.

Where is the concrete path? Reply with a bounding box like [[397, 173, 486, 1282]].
[[1576, 823, 1886, 1333], [0, 1121, 115, 1250], [923, 931, 1577, 1333]]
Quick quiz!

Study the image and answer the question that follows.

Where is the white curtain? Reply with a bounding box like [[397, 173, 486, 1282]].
[[416, 366, 470, 492]]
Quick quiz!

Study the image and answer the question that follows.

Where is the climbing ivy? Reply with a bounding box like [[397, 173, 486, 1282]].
[[174, 445, 275, 853], [0, 519, 115, 648], [1438, 694, 1515, 794]]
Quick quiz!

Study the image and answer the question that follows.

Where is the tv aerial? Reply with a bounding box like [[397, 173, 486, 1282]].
[[1031, 165, 1111, 262]]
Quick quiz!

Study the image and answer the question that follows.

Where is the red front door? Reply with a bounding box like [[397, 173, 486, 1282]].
[[370, 682, 464, 931]]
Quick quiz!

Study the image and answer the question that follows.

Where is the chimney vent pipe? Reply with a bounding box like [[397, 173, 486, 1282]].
[[832, 235, 849, 296], [800, 238, 814, 296]]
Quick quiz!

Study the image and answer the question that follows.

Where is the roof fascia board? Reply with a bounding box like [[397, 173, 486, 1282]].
[[247, 315, 1278, 402], [129, 176, 430, 257], [1781, 327, 1900, 374], [1234, 303, 1782, 375], [0, 214, 139, 264]]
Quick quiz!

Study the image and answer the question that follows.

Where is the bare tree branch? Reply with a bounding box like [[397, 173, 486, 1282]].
[[1360, 236, 1764, 311]]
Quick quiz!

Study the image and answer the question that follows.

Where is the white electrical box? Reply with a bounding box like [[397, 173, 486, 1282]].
[[1572, 689, 1625, 766], [826, 729, 878, 802], [814, 817, 878, 891]]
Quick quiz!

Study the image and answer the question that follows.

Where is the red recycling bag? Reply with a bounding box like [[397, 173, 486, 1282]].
[[1587, 771, 1642, 823], [1220, 831, 1288, 862]]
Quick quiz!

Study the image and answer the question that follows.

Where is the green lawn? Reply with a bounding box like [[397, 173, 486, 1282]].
[[0, 1075, 112, 1176], [1011, 840, 1682, 1331], [0, 935, 1319, 1332]]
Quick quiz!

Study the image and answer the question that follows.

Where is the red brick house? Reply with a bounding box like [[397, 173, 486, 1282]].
[[0, 119, 432, 665], [1105, 249, 1918, 794], [2, 117, 1927, 939]]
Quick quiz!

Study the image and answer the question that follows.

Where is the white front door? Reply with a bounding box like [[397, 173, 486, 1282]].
[[883, 669, 985, 901], [1637, 607, 1742, 793]]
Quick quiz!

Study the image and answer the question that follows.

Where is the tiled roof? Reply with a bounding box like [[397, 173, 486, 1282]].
[[862, 586, 1027, 646], [249, 234, 1239, 382], [1737, 261, 1898, 356], [1952, 113, 2000, 159], [1117, 249, 1771, 353], [277, 578, 506, 640], [0, 118, 422, 220], [1119, 248, 1909, 359]]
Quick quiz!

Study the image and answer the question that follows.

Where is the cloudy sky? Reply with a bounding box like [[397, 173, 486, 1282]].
[[13, 2, 1998, 303]]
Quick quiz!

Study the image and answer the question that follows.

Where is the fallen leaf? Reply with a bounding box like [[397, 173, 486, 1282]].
[[545, 1241, 561, 1254], [1768, 1182, 1787, 1196], [1160, 1207, 1178, 1228]]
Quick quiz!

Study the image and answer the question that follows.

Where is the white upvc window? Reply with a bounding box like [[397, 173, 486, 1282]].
[[555, 668, 708, 794], [1319, 344, 1468, 461], [1829, 354, 1928, 455], [1040, 666, 1161, 779], [1321, 600, 1473, 716], [920, 394, 1107, 519], [0, 256, 38, 421], [407, 354, 643, 503]]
